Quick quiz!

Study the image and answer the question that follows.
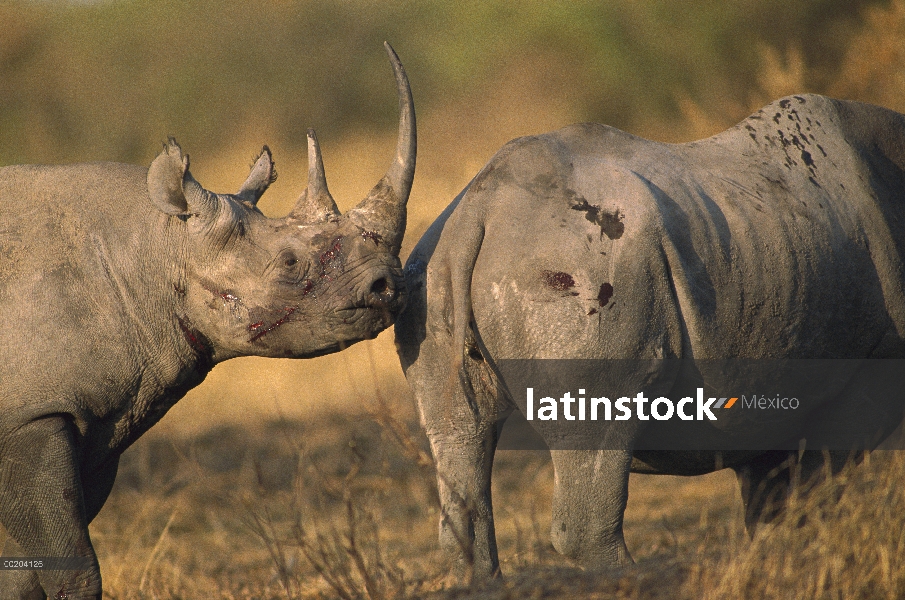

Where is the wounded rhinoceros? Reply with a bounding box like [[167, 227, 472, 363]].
[[0, 43, 414, 599], [396, 94, 905, 579]]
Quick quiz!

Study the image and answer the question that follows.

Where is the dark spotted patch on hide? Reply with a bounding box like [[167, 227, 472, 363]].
[[801, 150, 815, 168], [570, 198, 625, 240], [542, 270, 575, 291], [597, 283, 614, 306], [587, 308, 598, 316]]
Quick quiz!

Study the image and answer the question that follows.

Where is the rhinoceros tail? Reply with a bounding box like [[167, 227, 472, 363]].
[[446, 190, 488, 389]]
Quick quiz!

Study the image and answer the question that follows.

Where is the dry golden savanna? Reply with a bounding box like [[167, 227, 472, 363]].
[[2, 0, 905, 597]]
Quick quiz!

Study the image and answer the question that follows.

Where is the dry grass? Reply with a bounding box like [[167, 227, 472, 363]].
[[91, 385, 905, 599], [699, 454, 905, 600]]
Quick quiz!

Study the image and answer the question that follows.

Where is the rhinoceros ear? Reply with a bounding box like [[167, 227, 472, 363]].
[[147, 137, 217, 217], [236, 146, 277, 206]]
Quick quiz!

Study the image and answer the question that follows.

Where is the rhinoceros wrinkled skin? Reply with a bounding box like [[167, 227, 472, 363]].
[[0, 43, 414, 600], [396, 94, 905, 579]]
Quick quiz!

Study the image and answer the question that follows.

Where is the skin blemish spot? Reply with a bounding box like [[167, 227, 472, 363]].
[[801, 150, 815, 168], [588, 308, 598, 316], [597, 282, 614, 306], [541, 270, 576, 291], [570, 199, 625, 240]]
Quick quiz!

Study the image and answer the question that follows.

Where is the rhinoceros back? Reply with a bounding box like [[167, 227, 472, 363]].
[[0, 162, 163, 421]]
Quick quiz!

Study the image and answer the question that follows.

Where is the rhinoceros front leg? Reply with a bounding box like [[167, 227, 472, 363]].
[[0, 416, 101, 599], [0, 537, 43, 600], [549, 449, 634, 568]]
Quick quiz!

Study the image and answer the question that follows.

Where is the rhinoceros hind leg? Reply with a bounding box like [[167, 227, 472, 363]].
[[734, 449, 854, 533], [734, 450, 796, 532], [405, 331, 505, 583], [549, 449, 634, 569]]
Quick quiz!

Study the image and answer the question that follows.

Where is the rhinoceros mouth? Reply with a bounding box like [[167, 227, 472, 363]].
[[335, 302, 399, 330]]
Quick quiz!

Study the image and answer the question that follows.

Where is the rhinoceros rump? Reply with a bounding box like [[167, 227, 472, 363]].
[[396, 94, 905, 579], [0, 43, 414, 599]]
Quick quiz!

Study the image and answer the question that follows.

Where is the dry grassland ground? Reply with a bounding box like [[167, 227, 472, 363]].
[[46, 385, 905, 600]]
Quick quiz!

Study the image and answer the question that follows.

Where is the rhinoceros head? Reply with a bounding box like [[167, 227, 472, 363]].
[[146, 43, 415, 360]]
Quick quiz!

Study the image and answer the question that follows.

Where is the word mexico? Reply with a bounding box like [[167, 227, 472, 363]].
[[524, 389, 799, 421]]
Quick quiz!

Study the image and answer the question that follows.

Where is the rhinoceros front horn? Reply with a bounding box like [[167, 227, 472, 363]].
[[346, 42, 416, 252], [289, 42, 415, 251]]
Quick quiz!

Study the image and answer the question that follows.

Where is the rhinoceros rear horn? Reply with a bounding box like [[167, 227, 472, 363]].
[[147, 137, 217, 218], [288, 129, 341, 223], [345, 42, 416, 252]]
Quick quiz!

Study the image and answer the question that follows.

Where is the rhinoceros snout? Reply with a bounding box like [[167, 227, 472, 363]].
[[366, 273, 399, 305], [361, 267, 406, 312]]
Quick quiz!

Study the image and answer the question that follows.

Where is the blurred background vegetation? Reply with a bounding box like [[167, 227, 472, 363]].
[[2, 0, 903, 430]]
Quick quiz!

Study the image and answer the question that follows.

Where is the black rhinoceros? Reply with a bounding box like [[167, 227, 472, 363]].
[[396, 94, 905, 579], [0, 43, 414, 599]]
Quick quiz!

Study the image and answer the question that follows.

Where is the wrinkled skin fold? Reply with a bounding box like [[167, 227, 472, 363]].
[[396, 94, 905, 581], [0, 42, 415, 599]]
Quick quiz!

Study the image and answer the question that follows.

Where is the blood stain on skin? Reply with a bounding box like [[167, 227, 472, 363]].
[[541, 270, 575, 291], [597, 283, 614, 306]]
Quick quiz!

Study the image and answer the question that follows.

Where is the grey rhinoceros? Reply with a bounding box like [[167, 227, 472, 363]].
[[396, 94, 905, 579], [0, 43, 414, 599]]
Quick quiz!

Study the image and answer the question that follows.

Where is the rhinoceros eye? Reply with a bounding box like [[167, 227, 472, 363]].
[[284, 257, 298, 268]]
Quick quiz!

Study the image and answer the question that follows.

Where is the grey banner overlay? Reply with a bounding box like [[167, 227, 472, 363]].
[[495, 359, 905, 451], [1, 557, 93, 570]]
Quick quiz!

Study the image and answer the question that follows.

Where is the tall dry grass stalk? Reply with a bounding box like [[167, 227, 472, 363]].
[[244, 445, 420, 600], [689, 451, 905, 600], [242, 351, 443, 600]]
